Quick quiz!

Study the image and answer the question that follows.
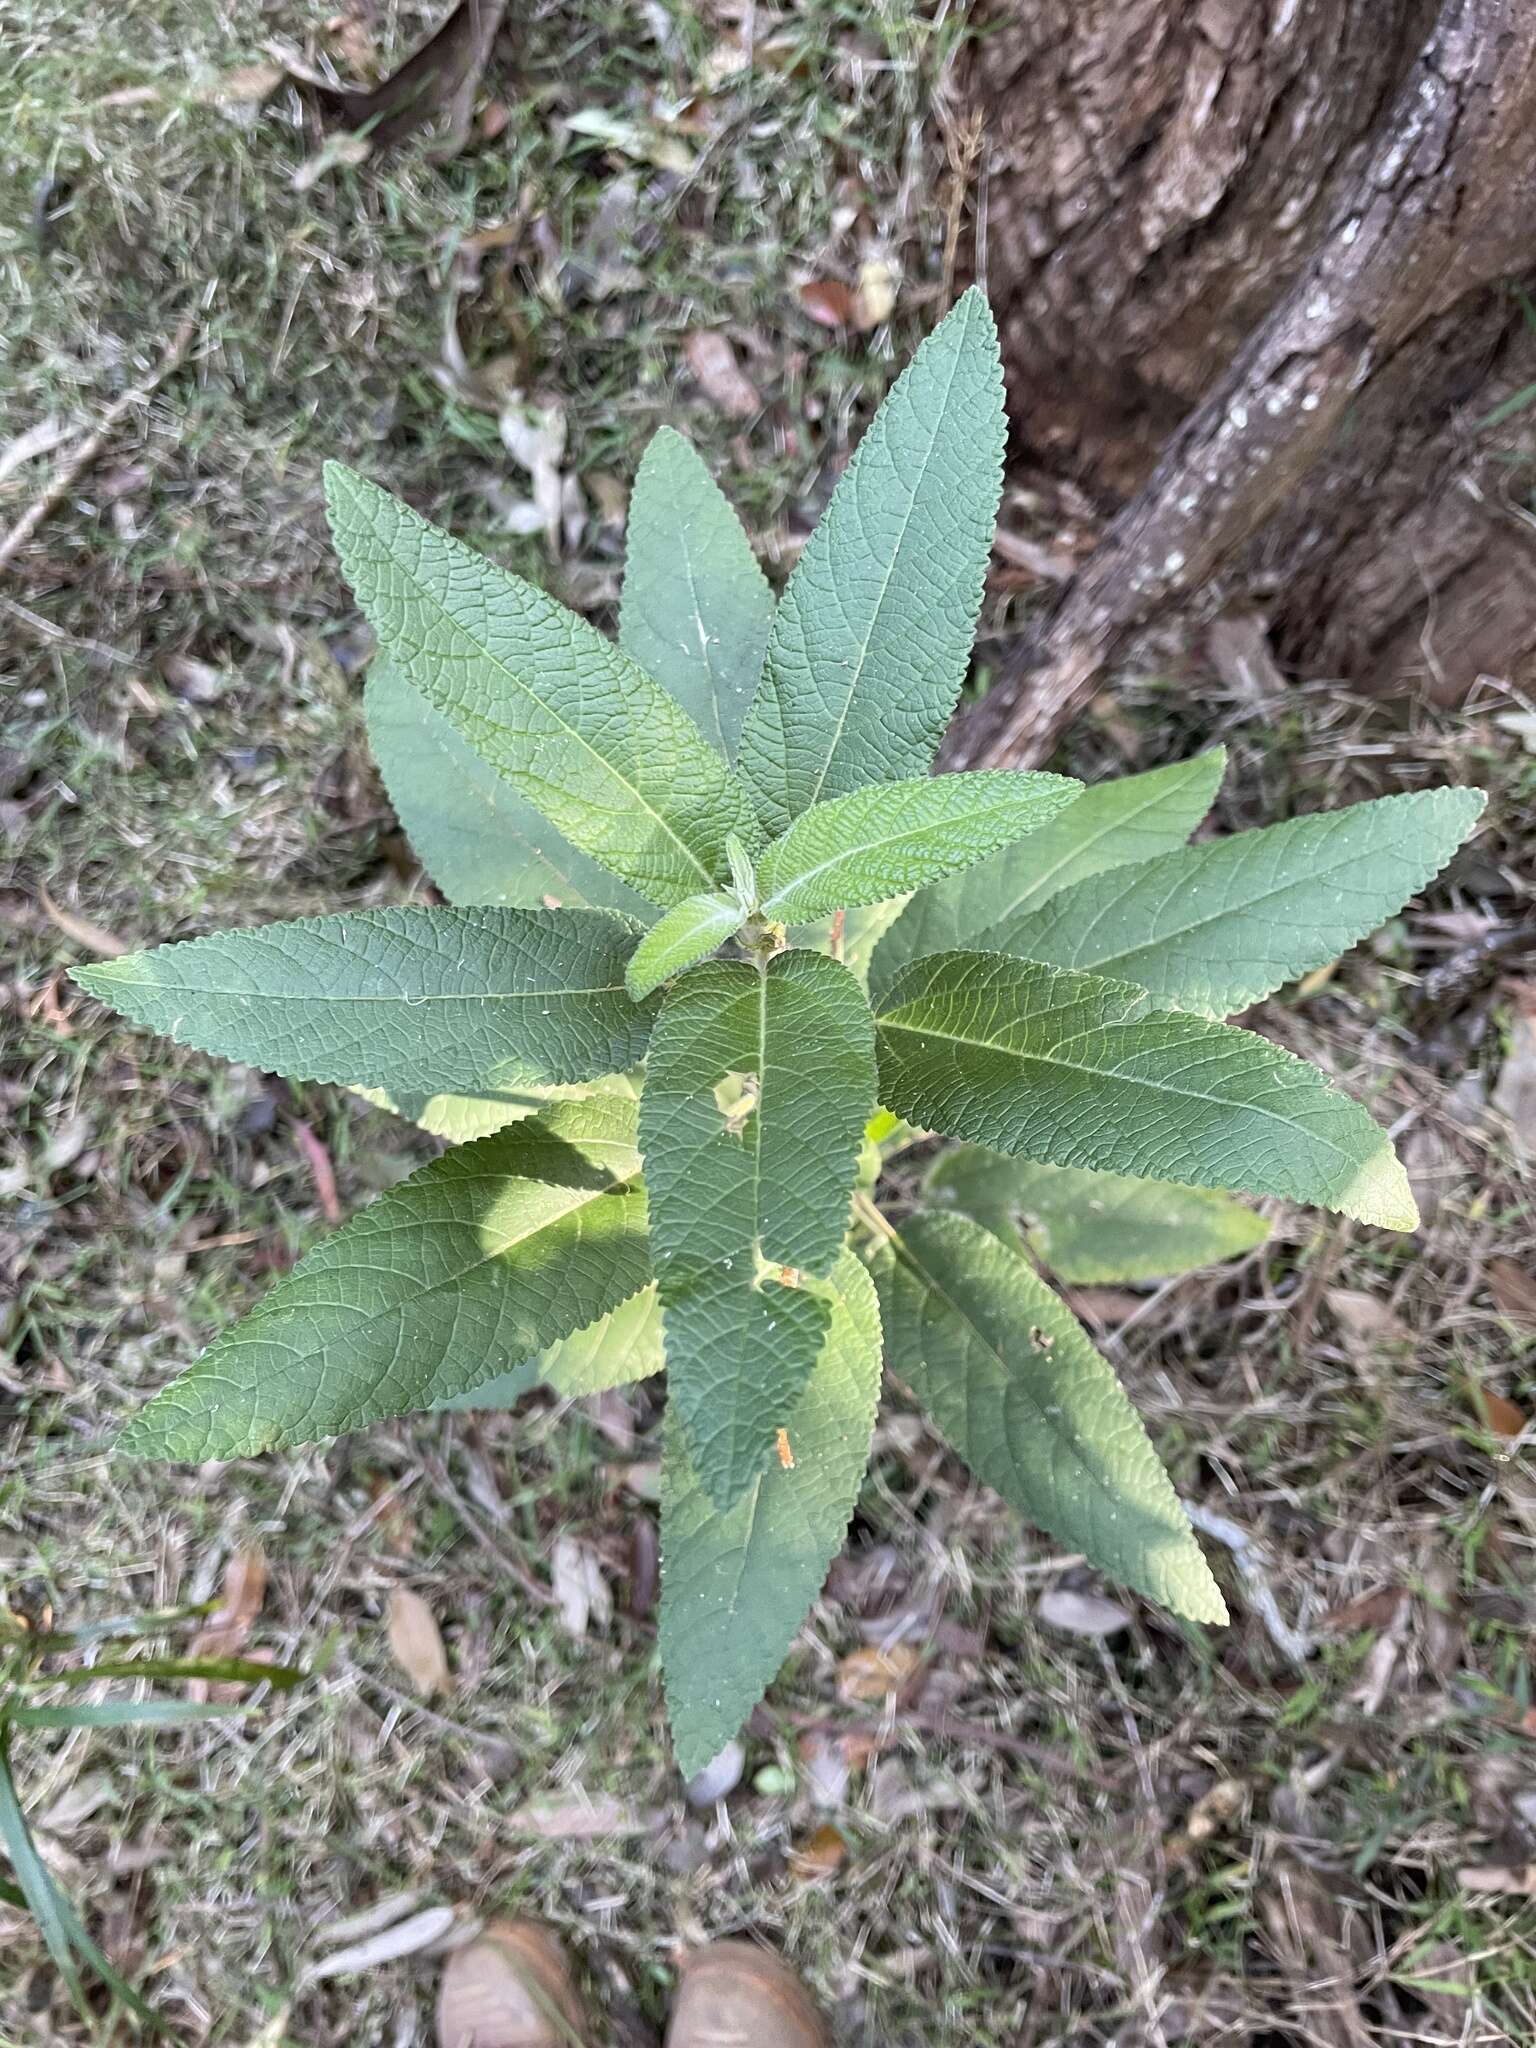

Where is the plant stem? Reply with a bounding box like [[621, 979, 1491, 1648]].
[[852, 1190, 900, 1247]]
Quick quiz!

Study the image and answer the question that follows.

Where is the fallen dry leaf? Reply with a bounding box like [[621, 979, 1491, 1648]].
[[550, 1533, 610, 1640], [992, 526, 1076, 585], [854, 256, 898, 329], [498, 395, 572, 556], [1468, 1379, 1528, 1442], [1459, 1862, 1536, 1896], [1204, 606, 1288, 709], [1495, 710, 1536, 754], [1492, 992, 1536, 1168], [684, 330, 761, 420], [304, 1904, 458, 1982], [627, 1513, 658, 1620], [291, 1118, 341, 1223], [313, 1890, 430, 1950], [93, 85, 164, 109], [386, 1587, 451, 1695], [160, 652, 227, 703], [39, 886, 127, 959], [1327, 1288, 1412, 1352], [1164, 1777, 1247, 1864], [1489, 1257, 1536, 1327], [586, 470, 628, 528], [196, 62, 285, 107], [835, 1644, 921, 1703], [796, 1730, 852, 1809], [43, 1114, 93, 1174], [506, 1793, 659, 1838], [1258, 1857, 1373, 2048], [281, 0, 507, 158], [1349, 1625, 1404, 1716], [1323, 1585, 1409, 1634], [799, 278, 857, 329], [325, 11, 379, 78], [1036, 1587, 1132, 1639], [564, 107, 694, 174], [39, 1772, 116, 1836], [788, 1821, 847, 1881], [1061, 1287, 1145, 1328], [189, 1543, 268, 1702]]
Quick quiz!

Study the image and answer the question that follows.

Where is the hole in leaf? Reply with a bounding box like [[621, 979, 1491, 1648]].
[[713, 1069, 759, 1135]]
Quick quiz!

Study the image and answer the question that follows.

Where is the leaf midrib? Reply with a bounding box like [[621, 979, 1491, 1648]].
[[797, 306, 970, 813], [761, 785, 1037, 917], [218, 1173, 640, 1364], [678, 526, 726, 754], [1037, 822, 1423, 979], [878, 1008, 1367, 1170], [347, 477, 718, 894], [974, 763, 1212, 941], [122, 980, 628, 1005], [888, 1222, 1157, 1520]]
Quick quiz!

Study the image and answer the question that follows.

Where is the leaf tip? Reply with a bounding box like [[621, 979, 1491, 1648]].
[[624, 958, 658, 1004], [1177, 1558, 1230, 1628], [321, 458, 374, 535], [69, 960, 122, 1002], [1340, 1146, 1420, 1234]]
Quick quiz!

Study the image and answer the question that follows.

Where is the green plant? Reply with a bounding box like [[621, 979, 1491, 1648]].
[[76, 292, 1484, 1774], [0, 1597, 303, 2026]]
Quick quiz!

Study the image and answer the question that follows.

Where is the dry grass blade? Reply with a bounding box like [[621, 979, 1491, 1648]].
[[37, 887, 128, 960], [1257, 1856, 1374, 2048]]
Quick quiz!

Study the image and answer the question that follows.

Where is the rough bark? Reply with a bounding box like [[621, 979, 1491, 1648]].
[[948, 0, 1536, 770]]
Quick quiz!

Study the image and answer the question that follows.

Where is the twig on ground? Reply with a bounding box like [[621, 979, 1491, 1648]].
[[0, 589, 137, 669], [417, 1448, 555, 1608], [1183, 1498, 1315, 1665], [0, 310, 200, 575]]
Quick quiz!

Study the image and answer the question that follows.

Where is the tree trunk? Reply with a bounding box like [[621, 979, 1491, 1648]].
[[947, 0, 1536, 769]]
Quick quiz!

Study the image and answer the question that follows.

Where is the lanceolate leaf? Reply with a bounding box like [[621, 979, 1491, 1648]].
[[996, 787, 1487, 1016], [325, 463, 761, 906], [925, 1147, 1269, 1283], [436, 1285, 662, 1409], [625, 892, 741, 1001], [735, 290, 1006, 831], [119, 1099, 650, 1459], [661, 1252, 881, 1774], [875, 953, 1417, 1229], [868, 749, 1226, 1004], [640, 952, 877, 1508], [365, 659, 648, 915], [874, 1211, 1225, 1621], [618, 428, 774, 761], [77, 907, 652, 1097], [755, 770, 1079, 925]]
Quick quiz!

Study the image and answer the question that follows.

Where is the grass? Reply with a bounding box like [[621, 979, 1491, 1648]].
[[4, 0, 1536, 2041]]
